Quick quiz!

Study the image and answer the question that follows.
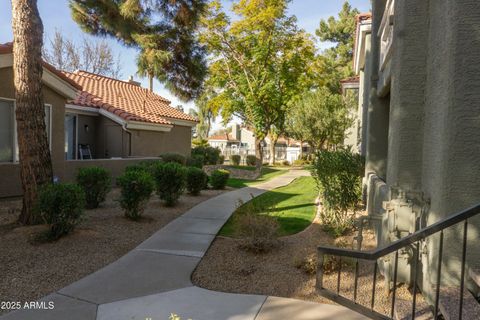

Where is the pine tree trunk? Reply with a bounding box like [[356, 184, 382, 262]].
[[12, 0, 53, 225], [300, 140, 304, 159], [255, 137, 263, 169]]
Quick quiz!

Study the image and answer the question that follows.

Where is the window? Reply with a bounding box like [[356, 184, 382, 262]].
[[64, 114, 77, 160], [0, 99, 14, 162], [0, 98, 52, 163]]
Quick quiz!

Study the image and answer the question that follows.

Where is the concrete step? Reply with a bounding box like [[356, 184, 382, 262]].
[[439, 287, 480, 320], [468, 267, 480, 288], [394, 298, 434, 320]]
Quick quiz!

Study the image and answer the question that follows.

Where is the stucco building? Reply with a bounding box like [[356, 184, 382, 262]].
[[0, 42, 196, 198], [351, 0, 480, 314]]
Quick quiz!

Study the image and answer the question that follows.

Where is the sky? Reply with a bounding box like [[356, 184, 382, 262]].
[[0, 0, 371, 130]]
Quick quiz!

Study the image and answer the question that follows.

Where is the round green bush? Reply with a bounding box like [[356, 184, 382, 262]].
[[76, 167, 111, 209], [159, 153, 186, 165], [152, 162, 187, 206], [246, 155, 257, 166], [191, 146, 221, 165], [230, 155, 241, 166], [186, 167, 208, 196], [37, 183, 86, 240], [125, 160, 159, 175], [210, 169, 230, 189], [186, 155, 204, 168], [218, 155, 225, 164], [117, 170, 155, 220]]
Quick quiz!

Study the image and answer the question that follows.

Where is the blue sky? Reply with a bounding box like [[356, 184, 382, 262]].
[[0, 0, 370, 129]]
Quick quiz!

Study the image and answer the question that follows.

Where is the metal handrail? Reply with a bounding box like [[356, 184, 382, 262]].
[[316, 201, 480, 320], [317, 201, 480, 259]]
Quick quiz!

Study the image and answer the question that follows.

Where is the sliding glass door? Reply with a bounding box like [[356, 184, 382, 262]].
[[65, 114, 77, 160]]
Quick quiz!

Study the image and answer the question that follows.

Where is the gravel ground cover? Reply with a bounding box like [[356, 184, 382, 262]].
[[0, 188, 226, 314], [193, 212, 420, 317]]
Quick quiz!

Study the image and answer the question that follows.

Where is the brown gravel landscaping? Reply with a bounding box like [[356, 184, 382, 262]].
[[192, 211, 420, 317], [0, 188, 227, 314]]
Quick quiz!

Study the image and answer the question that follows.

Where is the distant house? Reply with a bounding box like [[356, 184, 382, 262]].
[[208, 123, 309, 163], [0, 42, 197, 197]]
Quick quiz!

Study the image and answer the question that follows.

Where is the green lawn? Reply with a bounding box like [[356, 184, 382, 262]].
[[226, 166, 288, 188], [220, 176, 317, 236]]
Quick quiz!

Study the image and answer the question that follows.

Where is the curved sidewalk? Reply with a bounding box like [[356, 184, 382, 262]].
[[2, 170, 367, 320]]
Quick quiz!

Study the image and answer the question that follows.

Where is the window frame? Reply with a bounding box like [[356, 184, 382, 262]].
[[0, 97, 53, 163], [0, 97, 16, 163], [64, 112, 79, 160]]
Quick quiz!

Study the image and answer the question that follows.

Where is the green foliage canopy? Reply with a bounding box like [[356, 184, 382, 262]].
[[199, 0, 315, 142], [69, 0, 207, 100]]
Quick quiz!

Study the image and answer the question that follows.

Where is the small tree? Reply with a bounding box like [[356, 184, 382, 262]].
[[200, 0, 315, 167], [286, 88, 353, 151], [43, 30, 122, 78]]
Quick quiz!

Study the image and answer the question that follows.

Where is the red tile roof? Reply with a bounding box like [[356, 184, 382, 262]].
[[63, 70, 197, 125], [0, 42, 82, 90], [1, 42, 197, 126], [208, 133, 239, 142], [340, 76, 360, 83]]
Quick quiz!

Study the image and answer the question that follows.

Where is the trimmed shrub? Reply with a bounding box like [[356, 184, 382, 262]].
[[153, 162, 187, 206], [311, 148, 364, 236], [159, 153, 186, 165], [125, 160, 162, 175], [209, 169, 230, 189], [117, 170, 154, 220], [76, 167, 111, 209], [37, 183, 86, 240], [246, 155, 257, 166], [218, 155, 225, 164], [186, 155, 204, 168], [282, 160, 290, 166], [186, 167, 208, 196], [230, 154, 241, 166], [191, 146, 221, 165], [234, 199, 279, 253]]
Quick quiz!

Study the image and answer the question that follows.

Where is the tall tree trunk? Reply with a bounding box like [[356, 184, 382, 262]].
[[148, 72, 153, 91], [12, 0, 53, 225], [269, 137, 278, 165], [255, 136, 263, 169], [299, 140, 304, 159]]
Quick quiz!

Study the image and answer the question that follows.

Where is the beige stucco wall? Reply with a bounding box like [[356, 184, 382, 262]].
[[0, 67, 67, 198], [364, 0, 480, 297], [130, 125, 192, 157]]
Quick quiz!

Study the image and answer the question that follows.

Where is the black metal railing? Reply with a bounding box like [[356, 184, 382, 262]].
[[316, 202, 480, 320]]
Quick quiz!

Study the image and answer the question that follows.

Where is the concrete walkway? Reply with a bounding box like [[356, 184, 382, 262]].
[[2, 170, 367, 320]]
